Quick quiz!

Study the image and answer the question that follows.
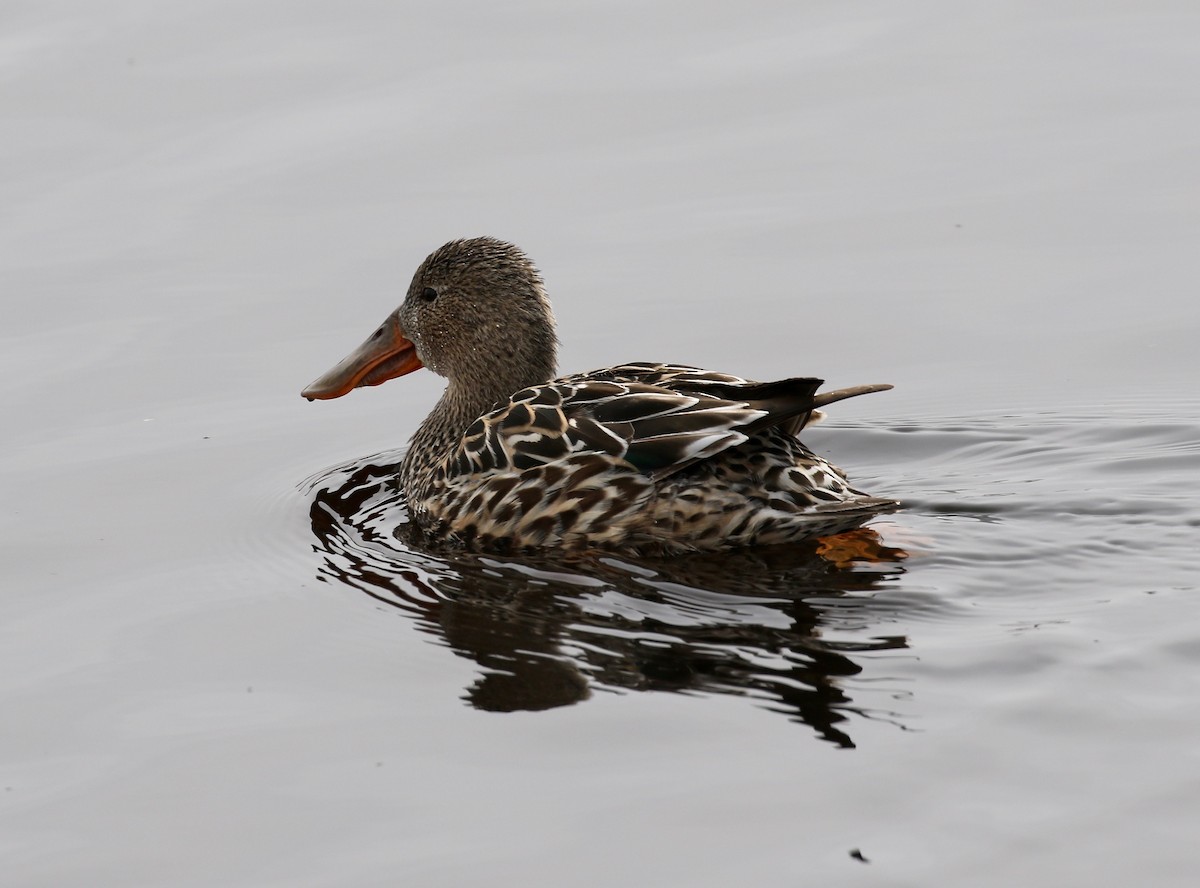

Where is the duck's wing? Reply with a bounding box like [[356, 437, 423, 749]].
[[563, 378, 818, 482], [449, 365, 892, 484], [561, 362, 893, 440], [446, 380, 763, 482], [451, 374, 815, 484]]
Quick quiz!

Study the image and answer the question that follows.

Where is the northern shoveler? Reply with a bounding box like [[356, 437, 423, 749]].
[[302, 237, 898, 553]]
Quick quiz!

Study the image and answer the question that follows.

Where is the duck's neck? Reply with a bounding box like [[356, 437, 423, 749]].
[[400, 383, 483, 494], [399, 367, 551, 501]]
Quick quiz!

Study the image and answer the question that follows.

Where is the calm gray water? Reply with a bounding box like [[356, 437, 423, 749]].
[[3, 2, 1199, 886]]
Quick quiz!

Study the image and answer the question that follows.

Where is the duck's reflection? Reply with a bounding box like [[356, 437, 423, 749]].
[[307, 454, 911, 748]]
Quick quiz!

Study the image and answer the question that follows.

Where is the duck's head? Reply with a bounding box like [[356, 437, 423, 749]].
[[302, 237, 558, 402]]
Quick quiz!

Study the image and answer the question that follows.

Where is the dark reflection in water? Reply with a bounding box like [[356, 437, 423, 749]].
[[306, 453, 912, 748]]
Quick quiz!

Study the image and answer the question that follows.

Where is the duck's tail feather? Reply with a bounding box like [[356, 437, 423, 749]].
[[782, 383, 893, 436], [811, 383, 893, 409]]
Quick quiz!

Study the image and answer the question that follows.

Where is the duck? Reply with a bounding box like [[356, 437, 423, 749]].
[[302, 237, 898, 554]]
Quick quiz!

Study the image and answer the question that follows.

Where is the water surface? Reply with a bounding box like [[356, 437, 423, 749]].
[[2, 2, 1199, 886]]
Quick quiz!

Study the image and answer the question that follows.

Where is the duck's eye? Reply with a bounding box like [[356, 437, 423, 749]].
[[420, 287, 438, 303]]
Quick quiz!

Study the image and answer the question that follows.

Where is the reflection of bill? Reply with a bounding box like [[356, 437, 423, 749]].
[[306, 455, 913, 749]]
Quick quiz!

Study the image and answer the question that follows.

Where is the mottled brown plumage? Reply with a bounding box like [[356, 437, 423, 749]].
[[303, 238, 898, 554]]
